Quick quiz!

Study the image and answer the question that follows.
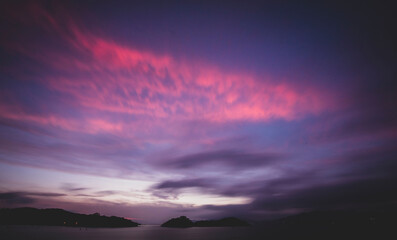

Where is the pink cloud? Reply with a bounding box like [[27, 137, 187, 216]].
[[51, 26, 331, 121], [3, 3, 336, 136]]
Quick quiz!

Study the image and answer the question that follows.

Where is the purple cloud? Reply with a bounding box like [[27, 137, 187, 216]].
[[0, 191, 65, 206], [163, 150, 282, 169], [155, 178, 214, 189], [0, 0, 396, 224]]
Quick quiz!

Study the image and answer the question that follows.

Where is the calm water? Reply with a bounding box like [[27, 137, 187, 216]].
[[1, 225, 263, 240]]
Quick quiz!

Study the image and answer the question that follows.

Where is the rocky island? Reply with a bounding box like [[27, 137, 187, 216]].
[[161, 216, 250, 228], [0, 207, 139, 228], [161, 216, 194, 228]]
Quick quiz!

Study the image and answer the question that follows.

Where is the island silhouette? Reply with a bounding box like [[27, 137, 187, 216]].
[[1, 207, 396, 238], [161, 216, 194, 228], [0, 207, 139, 228], [161, 216, 250, 228]]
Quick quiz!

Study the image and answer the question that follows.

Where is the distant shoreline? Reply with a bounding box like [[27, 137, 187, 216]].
[[0, 208, 139, 228], [161, 216, 250, 228]]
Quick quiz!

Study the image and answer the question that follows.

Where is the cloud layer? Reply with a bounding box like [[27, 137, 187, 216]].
[[0, 1, 396, 223]]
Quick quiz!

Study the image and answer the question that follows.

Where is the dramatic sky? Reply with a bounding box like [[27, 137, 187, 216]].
[[0, 1, 396, 224]]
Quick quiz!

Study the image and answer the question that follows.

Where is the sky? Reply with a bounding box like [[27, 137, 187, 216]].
[[0, 1, 396, 224]]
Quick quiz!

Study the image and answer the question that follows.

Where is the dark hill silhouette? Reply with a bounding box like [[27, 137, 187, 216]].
[[0, 207, 139, 228], [256, 209, 396, 239], [161, 216, 194, 228], [161, 216, 249, 228]]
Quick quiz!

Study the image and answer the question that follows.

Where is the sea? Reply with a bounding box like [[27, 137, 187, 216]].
[[1, 225, 264, 240]]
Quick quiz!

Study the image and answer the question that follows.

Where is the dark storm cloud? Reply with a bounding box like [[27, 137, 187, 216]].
[[148, 178, 217, 199], [155, 178, 214, 189], [252, 177, 397, 211], [0, 192, 35, 205], [25, 192, 66, 197], [175, 141, 397, 221], [61, 183, 88, 192], [199, 176, 397, 220], [219, 144, 397, 218], [151, 178, 216, 200], [196, 176, 397, 221], [164, 150, 282, 169], [0, 191, 65, 206], [218, 172, 317, 198]]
